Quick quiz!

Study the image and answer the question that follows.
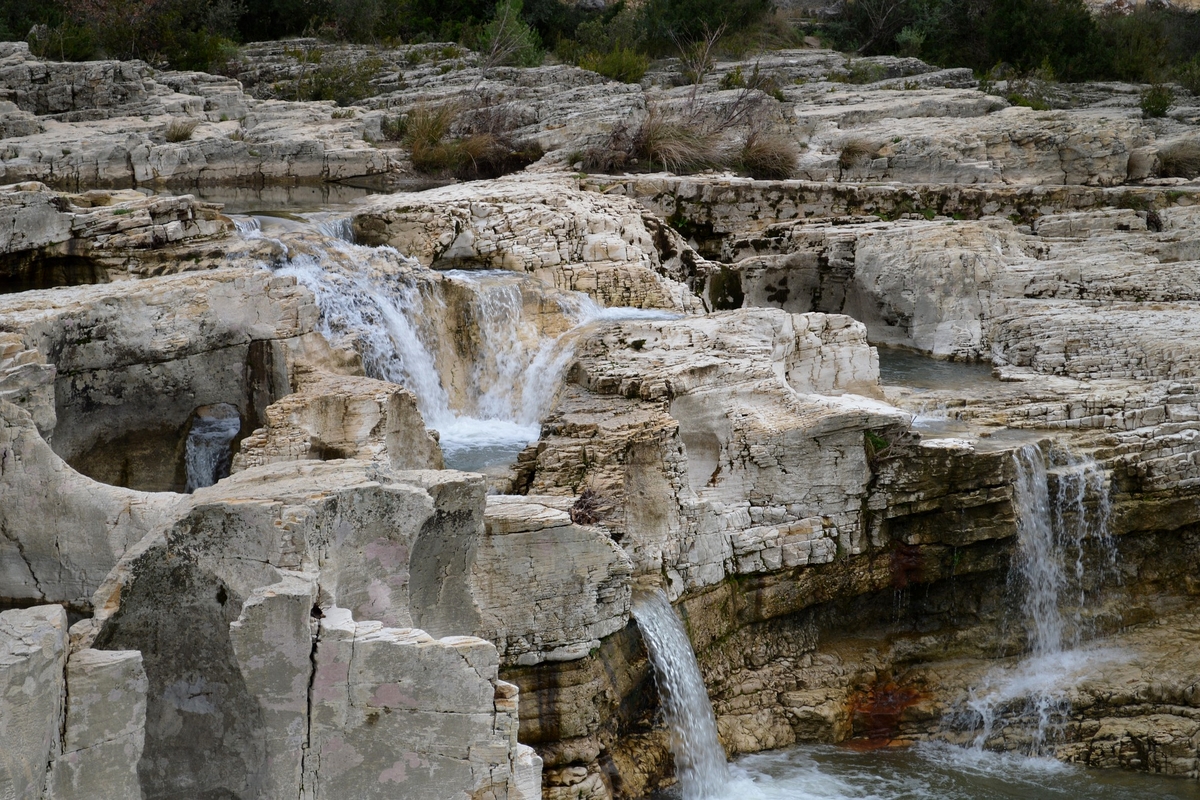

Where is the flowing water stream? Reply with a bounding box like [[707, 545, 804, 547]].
[[235, 210, 1184, 799], [951, 443, 1120, 755], [184, 403, 241, 492], [632, 588, 731, 800], [240, 213, 675, 471]]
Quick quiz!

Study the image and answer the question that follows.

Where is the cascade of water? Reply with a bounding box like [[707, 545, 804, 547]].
[[631, 588, 730, 800], [1012, 445, 1067, 656], [243, 216, 678, 471], [184, 404, 241, 492], [957, 443, 1116, 755]]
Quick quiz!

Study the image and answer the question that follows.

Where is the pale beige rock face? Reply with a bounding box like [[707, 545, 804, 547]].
[[0, 266, 322, 490], [481, 496, 633, 666], [521, 307, 906, 596], [232, 370, 444, 473], [352, 175, 708, 312], [0, 44, 393, 189], [85, 462, 542, 800], [0, 400, 182, 607], [46, 649, 147, 800], [305, 609, 532, 800], [0, 605, 68, 800]]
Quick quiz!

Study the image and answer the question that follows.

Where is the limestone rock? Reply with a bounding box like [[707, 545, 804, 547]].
[[0, 43, 394, 189], [352, 175, 708, 312], [0, 400, 181, 607], [482, 495, 632, 665], [305, 609, 530, 799], [46, 649, 147, 800], [88, 461, 539, 799], [232, 369, 443, 473], [0, 266, 322, 491], [0, 605, 68, 800], [523, 307, 906, 594]]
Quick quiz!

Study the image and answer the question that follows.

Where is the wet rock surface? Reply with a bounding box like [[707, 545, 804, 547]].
[[1, 35, 1200, 800]]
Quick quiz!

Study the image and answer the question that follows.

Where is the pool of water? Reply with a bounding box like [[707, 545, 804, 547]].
[[654, 743, 1200, 800], [878, 348, 997, 391]]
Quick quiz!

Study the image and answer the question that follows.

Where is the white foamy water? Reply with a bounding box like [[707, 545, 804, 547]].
[[947, 443, 1118, 755], [632, 589, 730, 800], [240, 216, 678, 471], [703, 742, 1200, 800], [665, 740, 1200, 800], [184, 403, 241, 492]]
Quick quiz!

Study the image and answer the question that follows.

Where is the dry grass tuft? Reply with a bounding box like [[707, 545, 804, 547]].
[[570, 488, 613, 525], [632, 109, 720, 173], [739, 130, 798, 179], [165, 118, 200, 143], [1158, 141, 1200, 179], [838, 139, 880, 172]]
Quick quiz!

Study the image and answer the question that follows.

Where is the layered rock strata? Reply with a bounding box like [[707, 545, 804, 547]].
[[2, 36, 1200, 800]]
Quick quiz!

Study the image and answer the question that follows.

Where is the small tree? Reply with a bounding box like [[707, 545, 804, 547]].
[[478, 0, 543, 77]]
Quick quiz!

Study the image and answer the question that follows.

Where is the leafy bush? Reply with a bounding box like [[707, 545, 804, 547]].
[[380, 114, 407, 141], [1177, 56, 1200, 96], [296, 58, 383, 106], [164, 118, 200, 142], [402, 103, 542, 178], [833, 59, 887, 84], [1140, 84, 1174, 119], [1158, 141, 1200, 179], [823, 0, 1200, 86], [578, 46, 648, 83], [477, 0, 543, 71], [720, 63, 785, 100], [641, 0, 770, 52]]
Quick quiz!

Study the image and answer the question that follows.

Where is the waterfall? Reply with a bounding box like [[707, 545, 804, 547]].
[[957, 443, 1116, 755], [184, 403, 241, 492], [240, 214, 677, 471], [631, 589, 730, 800]]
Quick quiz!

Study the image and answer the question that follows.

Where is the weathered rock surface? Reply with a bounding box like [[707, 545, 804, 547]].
[[0, 400, 182, 608], [81, 461, 542, 799], [0, 181, 253, 291], [352, 175, 708, 312], [4, 34, 1200, 800], [519, 308, 904, 594], [232, 369, 443, 472], [0, 605, 68, 799], [47, 649, 147, 800], [0, 266, 322, 490], [0, 42, 393, 189]]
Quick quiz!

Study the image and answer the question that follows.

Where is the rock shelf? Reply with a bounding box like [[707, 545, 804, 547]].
[[2, 35, 1200, 800]]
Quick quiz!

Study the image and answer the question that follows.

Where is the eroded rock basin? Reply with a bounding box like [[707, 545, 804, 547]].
[[3, 36, 1200, 800]]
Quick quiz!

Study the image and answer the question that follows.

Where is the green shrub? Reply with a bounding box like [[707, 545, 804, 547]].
[[403, 103, 542, 178], [720, 65, 747, 90], [297, 58, 383, 106], [834, 59, 887, 84], [1140, 84, 1174, 118], [380, 114, 408, 141], [578, 46, 648, 83], [478, 0, 544, 70], [641, 0, 770, 51], [721, 63, 785, 101], [895, 25, 925, 57], [1178, 56, 1200, 96]]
